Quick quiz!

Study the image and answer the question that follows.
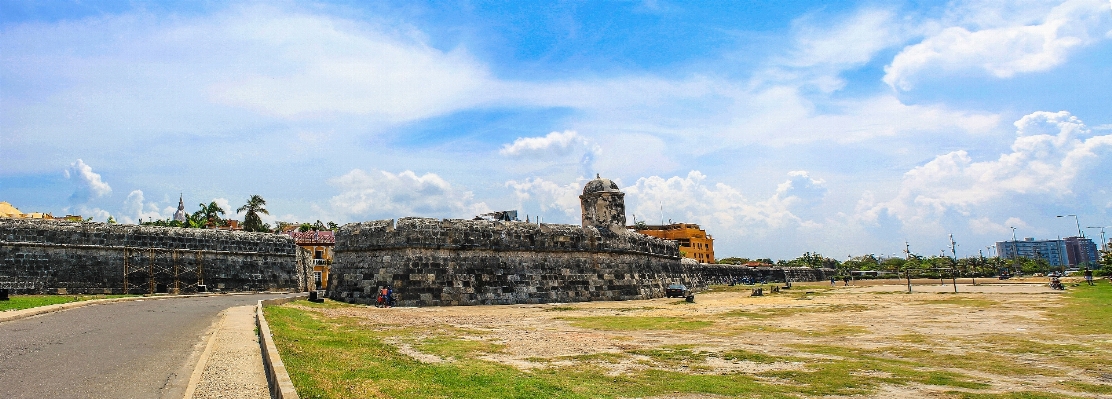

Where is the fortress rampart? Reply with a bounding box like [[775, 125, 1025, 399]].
[[0, 218, 308, 294], [330, 218, 833, 306], [330, 217, 691, 306], [329, 176, 833, 307]]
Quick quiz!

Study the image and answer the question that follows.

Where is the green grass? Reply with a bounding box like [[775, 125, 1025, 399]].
[[264, 282, 1112, 398], [943, 392, 1086, 399], [411, 336, 505, 359], [1060, 381, 1112, 395], [722, 304, 871, 319], [1059, 280, 1112, 335], [0, 294, 133, 312], [543, 306, 579, 312], [560, 316, 713, 331], [627, 345, 708, 366], [774, 344, 990, 395], [719, 348, 789, 363], [916, 297, 999, 308], [264, 302, 786, 399]]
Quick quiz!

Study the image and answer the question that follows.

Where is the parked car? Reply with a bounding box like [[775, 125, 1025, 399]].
[[666, 283, 688, 298]]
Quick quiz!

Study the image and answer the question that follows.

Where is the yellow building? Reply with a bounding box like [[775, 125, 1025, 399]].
[[631, 223, 715, 263], [287, 230, 335, 290], [0, 202, 78, 220]]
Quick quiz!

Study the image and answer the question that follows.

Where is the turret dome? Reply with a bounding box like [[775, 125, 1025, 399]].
[[582, 174, 620, 195]]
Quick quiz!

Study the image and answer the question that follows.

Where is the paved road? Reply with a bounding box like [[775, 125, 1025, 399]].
[[0, 293, 287, 399]]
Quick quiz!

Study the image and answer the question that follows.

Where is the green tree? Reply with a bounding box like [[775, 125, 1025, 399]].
[[298, 223, 313, 232], [1097, 248, 1112, 276], [717, 257, 750, 265], [192, 202, 226, 228], [106, 215, 116, 224], [237, 195, 270, 232]]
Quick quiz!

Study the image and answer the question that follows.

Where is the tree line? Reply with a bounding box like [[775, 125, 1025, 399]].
[[138, 195, 339, 233], [719, 250, 1112, 278]]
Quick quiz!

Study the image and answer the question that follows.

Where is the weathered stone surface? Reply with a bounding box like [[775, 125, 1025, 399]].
[[329, 217, 833, 307], [0, 219, 306, 294]]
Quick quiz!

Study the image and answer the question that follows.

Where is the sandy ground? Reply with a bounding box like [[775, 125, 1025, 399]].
[[297, 279, 1110, 398]]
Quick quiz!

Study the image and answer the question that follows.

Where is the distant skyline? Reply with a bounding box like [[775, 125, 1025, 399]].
[[2, 0, 1111, 259]]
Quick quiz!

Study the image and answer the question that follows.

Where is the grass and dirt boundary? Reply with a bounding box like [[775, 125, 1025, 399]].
[[265, 280, 1111, 398]]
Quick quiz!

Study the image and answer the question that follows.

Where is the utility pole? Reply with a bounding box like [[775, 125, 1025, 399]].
[[976, 249, 984, 285], [904, 241, 912, 294], [949, 234, 958, 293], [1010, 226, 1019, 275], [1086, 226, 1108, 249]]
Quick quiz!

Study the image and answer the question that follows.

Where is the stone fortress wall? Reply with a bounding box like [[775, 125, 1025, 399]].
[[0, 218, 309, 294], [329, 176, 833, 307], [330, 217, 689, 306]]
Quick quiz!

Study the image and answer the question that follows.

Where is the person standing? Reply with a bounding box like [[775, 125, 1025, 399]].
[[830, 276, 836, 286], [1084, 268, 1094, 286]]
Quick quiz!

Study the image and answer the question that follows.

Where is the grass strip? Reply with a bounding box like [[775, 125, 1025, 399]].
[[1059, 280, 1112, 335], [0, 294, 133, 312], [559, 315, 712, 331], [264, 303, 786, 399]]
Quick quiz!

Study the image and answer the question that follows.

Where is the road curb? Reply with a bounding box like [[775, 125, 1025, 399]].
[[257, 295, 306, 399], [182, 307, 228, 399], [0, 292, 291, 324]]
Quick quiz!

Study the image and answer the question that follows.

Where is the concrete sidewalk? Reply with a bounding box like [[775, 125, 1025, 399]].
[[187, 305, 271, 399]]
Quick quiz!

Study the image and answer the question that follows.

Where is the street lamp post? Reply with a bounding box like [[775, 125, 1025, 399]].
[[1010, 226, 1019, 275], [1086, 226, 1108, 248], [1057, 214, 1084, 238]]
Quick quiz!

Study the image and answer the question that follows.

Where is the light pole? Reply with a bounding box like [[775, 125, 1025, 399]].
[[904, 241, 912, 294], [1086, 226, 1108, 248], [949, 234, 959, 292], [1057, 214, 1084, 238], [1010, 226, 1019, 274]]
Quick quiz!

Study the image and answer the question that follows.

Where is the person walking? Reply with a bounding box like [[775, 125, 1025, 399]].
[[1084, 268, 1094, 286], [842, 275, 850, 286], [830, 276, 836, 286]]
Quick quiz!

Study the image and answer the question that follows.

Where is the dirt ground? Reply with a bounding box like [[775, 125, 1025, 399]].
[[299, 278, 1111, 398]]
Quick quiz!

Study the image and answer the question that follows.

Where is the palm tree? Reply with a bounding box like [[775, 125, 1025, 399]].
[[237, 195, 269, 232], [193, 202, 226, 228]]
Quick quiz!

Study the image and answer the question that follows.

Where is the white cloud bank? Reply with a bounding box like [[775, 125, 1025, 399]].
[[328, 169, 491, 220], [624, 171, 827, 233], [64, 159, 111, 203], [206, 6, 494, 122], [499, 130, 596, 157], [863, 111, 1112, 233], [884, 0, 1111, 90]]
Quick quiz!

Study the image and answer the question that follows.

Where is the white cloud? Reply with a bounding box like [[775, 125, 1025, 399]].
[[884, 0, 1110, 90], [785, 8, 907, 69], [968, 216, 1029, 235], [868, 111, 1112, 226], [500, 130, 594, 157], [328, 169, 490, 220], [69, 206, 112, 223], [120, 190, 169, 224], [206, 6, 494, 122], [63, 159, 111, 203], [504, 177, 584, 221], [622, 170, 827, 233]]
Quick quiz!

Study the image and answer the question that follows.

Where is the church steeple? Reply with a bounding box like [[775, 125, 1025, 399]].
[[173, 194, 187, 222]]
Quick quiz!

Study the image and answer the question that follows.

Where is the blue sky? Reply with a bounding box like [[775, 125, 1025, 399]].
[[2, 0, 1111, 260]]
